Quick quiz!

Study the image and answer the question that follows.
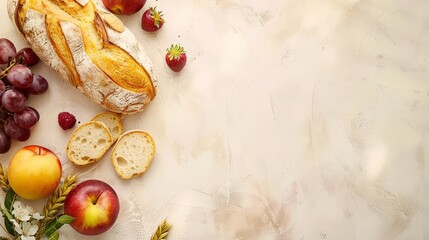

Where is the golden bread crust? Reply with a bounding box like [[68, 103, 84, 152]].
[[7, 0, 157, 114]]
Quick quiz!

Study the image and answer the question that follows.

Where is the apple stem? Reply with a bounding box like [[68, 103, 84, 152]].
[[92, 192, 103, 205]]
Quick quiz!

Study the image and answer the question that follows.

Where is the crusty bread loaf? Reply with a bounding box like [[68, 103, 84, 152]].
[[67, 121, 113, 165], [91, 112, 123, 142], [111, 130, 155, 179], [7, 0, 157, 114]]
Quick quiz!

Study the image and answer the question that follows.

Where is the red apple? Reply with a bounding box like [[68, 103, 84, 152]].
[[8, 145, 62, 200], [64, 179, 120, 235], [101, 0, 146, 15]]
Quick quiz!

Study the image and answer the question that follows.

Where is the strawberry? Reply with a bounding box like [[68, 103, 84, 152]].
[[166, 44, 187, 72], [141, 7, 164, 32], [58, 112, 76, 130]]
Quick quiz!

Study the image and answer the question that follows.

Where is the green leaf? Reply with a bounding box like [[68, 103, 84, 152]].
[[4, 217, 15, 236], [47, 231, 59, 240], [57, 214, 75, 224], [4, 188, 16, 211], [1, 207, 15, 236], [44, 214, 75, 237], [2, 188, 17, 236], [1, 208, 12, 221]]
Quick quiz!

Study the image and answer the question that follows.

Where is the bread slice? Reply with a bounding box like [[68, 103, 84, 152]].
[[111, 131, 156, 179], [91, 112, 124, 142], [67, 121, 113, 165]]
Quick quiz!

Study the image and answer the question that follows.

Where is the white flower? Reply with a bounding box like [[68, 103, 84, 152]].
[[15, 221, 38, 240], [12, 201, 33, 222], [20, 236, 36, 240], [9, 201, 42, 240], [11, 219, 21, 233], [32, 212, 44, 220]]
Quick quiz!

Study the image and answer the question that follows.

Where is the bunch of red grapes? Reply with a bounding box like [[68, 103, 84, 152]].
[[0, 38, 49, 153]]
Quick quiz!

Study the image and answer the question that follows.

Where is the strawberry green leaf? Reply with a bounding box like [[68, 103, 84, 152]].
[[150, 7, 165, 28], [167, 44, 186, 61]]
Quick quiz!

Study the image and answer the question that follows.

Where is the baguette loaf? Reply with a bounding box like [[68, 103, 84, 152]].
[[111, 130, 155, 179], [7, 0, 157, 114]]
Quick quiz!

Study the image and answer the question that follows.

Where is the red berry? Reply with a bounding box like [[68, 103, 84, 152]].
[[141, 7, 164, 32], [166, 44, 187, 72], [58, 112, 76, 130]]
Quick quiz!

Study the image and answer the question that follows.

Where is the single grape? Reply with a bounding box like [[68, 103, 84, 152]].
[[0, 126, 11, 153], [27, 106, 40, 121], [2, 89, 27, 113], [14, 107, 39, 129], [7, 64, 33, 88], [0, 38, 16, 64], [15, 48, 39, 66], [26, 74, 48, 95], [16, 88, 30, 100], [5, 117, 30, 141]]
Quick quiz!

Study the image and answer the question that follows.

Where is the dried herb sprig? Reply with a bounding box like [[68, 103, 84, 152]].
[[150, 219, 172, 240], [42, 174, 77, 223], [0, 164, 9, 193], [37, 174, 77, 238]]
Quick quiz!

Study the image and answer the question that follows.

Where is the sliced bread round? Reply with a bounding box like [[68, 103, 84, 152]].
[[111, 130, 156, 179], [91, 112, 124, 142], [67, 121, 113, 165]]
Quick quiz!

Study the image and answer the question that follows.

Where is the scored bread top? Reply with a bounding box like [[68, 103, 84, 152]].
[[111, 130, 155, 179], [7, 0, 157, 114], [67, 121, 113, 165], [91, 112, 124, 142]]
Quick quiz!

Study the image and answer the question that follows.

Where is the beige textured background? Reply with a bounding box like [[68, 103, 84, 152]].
[[1, 0, 429, 239]]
